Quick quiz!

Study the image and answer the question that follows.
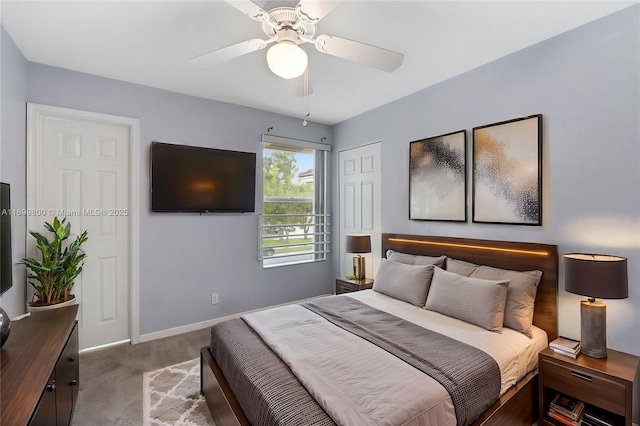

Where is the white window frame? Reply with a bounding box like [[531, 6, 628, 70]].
[[259, 134, 331, 268]]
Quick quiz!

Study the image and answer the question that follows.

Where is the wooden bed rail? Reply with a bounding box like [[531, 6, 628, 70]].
[[201, 346, 249, 426]]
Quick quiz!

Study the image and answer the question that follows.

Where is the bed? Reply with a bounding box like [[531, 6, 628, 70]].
[[200, 234, 558, 426]]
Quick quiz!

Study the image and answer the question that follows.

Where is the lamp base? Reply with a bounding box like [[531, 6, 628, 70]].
[[580, 300, 607, 358], [352, 255, 366, 280]]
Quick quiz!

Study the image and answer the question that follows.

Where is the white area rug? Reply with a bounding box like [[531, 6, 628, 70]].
[[143, 358, 215, 426]]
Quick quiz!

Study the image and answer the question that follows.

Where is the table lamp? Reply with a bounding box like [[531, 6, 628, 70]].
[[346, 234, 371, 280], [564, 253, 628, 358]]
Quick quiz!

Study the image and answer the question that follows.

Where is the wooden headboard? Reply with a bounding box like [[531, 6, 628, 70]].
[[382, 233, 559, 341]]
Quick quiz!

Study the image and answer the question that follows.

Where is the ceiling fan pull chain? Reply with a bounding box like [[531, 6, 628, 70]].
[[302, 66, 310, 127]]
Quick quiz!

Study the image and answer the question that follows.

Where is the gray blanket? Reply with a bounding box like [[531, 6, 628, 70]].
[[302, 297, 501, 426], [210, 318, 336, 426]]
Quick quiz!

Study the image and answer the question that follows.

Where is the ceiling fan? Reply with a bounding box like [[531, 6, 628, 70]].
[[189, 0, 404, 79]]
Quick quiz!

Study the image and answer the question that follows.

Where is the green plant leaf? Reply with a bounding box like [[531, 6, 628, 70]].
[[60, 221, 71, 240], [43, 221, 55, 233]]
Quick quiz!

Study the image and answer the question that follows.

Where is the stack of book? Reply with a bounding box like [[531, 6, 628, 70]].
[[549, 336, 581, 358], [547, 393, 584, 425]]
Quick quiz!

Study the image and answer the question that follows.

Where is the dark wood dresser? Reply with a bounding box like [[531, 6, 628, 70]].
[[1, 305, 79, 426]]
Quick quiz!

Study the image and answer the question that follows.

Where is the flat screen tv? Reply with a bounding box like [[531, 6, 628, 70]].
[[1, 183, 12, 294], [151, 142, 256, 213]]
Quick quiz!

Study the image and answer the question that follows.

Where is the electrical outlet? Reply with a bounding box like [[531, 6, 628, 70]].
[[211, 293, 219, 305]]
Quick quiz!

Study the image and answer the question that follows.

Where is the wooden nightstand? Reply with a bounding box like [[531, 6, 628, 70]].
[[538, 347, 640, 426], [335, 277, 374, 294]]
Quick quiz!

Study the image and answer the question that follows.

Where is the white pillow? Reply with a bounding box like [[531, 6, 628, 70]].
[[373, 259, 435, 306], [425, 267, 509, 333], [445, 258, 480, 277], [386, 249, 446, 268], [469, 266, 542, 338]]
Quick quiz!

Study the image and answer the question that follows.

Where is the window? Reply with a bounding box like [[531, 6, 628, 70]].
[[259, 135, 330, 267]]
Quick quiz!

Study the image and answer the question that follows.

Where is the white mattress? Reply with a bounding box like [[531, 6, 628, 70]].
[[347, 290, 549, 394]]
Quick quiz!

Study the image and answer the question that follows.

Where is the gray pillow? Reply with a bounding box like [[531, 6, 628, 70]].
[[425, 267, 509, 333], [445, 258, 479, 277], [469, 265, 543, 338], [386, 249, 446, 268], [373, 259, 435, 306]]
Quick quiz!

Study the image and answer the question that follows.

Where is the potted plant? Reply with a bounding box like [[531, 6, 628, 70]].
[[22, 217, 88, 311]]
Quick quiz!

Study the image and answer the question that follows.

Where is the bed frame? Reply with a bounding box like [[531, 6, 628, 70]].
[[201, 234, 558, 426]]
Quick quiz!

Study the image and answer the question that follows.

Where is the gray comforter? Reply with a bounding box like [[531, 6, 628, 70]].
[[302, 297, 501, 426], [210, 318, 336, 425], [211, 295, 502, 426]]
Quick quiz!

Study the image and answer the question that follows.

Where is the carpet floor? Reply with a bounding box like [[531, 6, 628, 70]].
[[72, 327, 211, 426]]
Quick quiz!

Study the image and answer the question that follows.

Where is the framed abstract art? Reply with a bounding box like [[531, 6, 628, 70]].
[[409, 130, 466, 222], [472, 114, 542, 225]]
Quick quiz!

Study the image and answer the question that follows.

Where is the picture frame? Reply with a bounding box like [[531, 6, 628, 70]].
[[409, 130, 467, 222], [472, 114, 542, 225]]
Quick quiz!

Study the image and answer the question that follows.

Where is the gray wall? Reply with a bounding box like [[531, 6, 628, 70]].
[[333, 6, 640, 359], [1, 54, 333, 334], [0, 27, 28, 319]]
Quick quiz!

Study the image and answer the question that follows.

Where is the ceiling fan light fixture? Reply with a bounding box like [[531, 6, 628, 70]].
[[267, 41, 308, 79]]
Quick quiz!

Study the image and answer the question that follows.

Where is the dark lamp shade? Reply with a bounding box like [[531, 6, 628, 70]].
[[564, 253, 628, 299], [346, 234, 371, 254]]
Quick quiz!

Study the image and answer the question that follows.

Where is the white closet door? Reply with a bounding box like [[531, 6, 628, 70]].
[[338, 142, 382, 279]]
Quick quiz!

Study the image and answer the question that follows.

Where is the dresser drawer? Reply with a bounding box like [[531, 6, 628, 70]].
[[335, 278, 374, 295], [541, 358, 626, 416], [336, 283, 356, 294]]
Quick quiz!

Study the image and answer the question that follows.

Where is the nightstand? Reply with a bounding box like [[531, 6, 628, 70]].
[[335, 277, 374, 294], [538, 347, 640, 426]]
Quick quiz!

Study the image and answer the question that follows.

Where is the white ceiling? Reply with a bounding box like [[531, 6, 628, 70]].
[[1, 1, 635, 125]]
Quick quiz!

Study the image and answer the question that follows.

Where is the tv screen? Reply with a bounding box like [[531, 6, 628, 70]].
[[1, 183, 12, 294], [151, 142, 256, 213]]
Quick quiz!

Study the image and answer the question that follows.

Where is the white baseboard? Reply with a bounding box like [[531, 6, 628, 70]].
[[138, 294, 331, 343], [80, 339, 131, 354], [138, 316, 231, 343]]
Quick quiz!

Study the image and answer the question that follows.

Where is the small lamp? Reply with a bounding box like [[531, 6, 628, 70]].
[[564, 253, 628, 358], [346, 234, 371, 280]]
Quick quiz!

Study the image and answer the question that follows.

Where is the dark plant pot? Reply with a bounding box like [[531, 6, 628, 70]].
[[0, 307, 10, 348]]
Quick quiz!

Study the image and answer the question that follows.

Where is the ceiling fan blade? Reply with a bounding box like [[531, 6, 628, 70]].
[[225, 0, 269, 22], [295, 0, 341, 24], [314, 34, 404, 72], [188, 39, 269, 66]]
